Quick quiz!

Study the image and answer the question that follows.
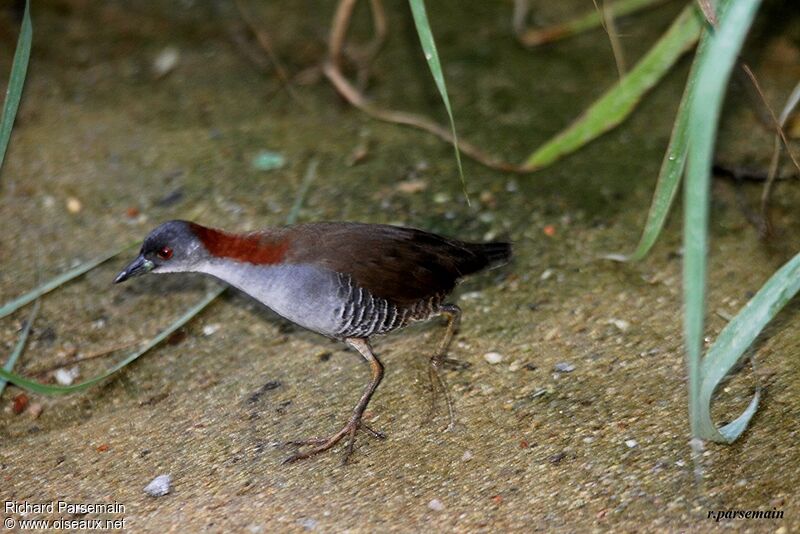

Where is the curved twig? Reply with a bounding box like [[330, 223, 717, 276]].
[[323, 61, 528, 173]]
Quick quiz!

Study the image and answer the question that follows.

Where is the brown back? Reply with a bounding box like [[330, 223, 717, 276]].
[[282, 222, 496, 304]]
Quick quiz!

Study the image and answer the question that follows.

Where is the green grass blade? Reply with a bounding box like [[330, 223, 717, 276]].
[[523, 3, 701, 171], [683, 0, 762, 442], [287, 158, 317, 225], [606, 10, 716, 262], [0, 0, 32, 176], [0, 299, 39, 396], [699, 251, 800, 441], [519, 0, 668, 47], [408, 0, 467, 201], [0, 242, 137, 320], [0, 289, 223, 395], [0, 161, 317, 395]]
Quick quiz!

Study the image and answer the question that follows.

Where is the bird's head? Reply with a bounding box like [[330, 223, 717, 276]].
[[114, 220, 206, 283]]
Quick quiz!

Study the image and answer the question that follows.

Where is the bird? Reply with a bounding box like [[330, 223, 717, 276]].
[[114, 220, 512, 463]]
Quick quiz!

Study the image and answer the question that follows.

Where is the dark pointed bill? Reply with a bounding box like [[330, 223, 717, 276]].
[[114, 254, 154, 283]]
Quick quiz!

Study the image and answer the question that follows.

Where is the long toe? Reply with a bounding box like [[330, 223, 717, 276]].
[[282, 437, 330, 448], [281, 419, 385, 464]]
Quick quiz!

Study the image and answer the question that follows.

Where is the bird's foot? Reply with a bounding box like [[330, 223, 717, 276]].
[[426, 357, 458, 432], [282, 418, 385, 465]]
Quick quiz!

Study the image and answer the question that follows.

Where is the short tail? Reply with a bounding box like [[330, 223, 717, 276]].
[[477, 241, 512, 268], [459, 241, 512, 275]]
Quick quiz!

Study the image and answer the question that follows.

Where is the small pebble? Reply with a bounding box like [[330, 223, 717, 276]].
[[27, 402, 43, 419], [166, 329, 188, 345], [483, 352, 504, 365], [12, 393, 29, 415], [202, 324, 220, 336], [347, 142, 369, 166], [427, 499, 445, 512], [96, 443, 109, 452], [608, 318, 630, 332], [144, 474, 172, 497], [625, 439, 638, 448], [298, 518, 318, 531], [54, 366, 80, 386], [554, 362, 575, 373], [461, 450, 473, 462], [66, 197, 82, 214], [153, 47, 180, 78], [396, 179, 428, 194], [251, 150, 286, 171], [433, 192, 450, 204], [544, 327, 560, 341], [479, 190, 496, 208]]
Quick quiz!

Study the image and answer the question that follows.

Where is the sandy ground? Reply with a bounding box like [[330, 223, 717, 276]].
[[1, 1, 799, 532]]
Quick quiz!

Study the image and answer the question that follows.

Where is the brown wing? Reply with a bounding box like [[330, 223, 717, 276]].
[[281, 222, 499, 304]]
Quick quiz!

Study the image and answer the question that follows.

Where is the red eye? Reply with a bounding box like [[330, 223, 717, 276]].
[[158, 246, 173, 260]]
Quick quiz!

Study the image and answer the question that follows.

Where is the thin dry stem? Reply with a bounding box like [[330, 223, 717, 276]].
[[738, 64, 800, 237], [233, 0, 303, 104], [323, 62, 527, 173], [29, 340, 140, 377], [598, 0, 627, 77]]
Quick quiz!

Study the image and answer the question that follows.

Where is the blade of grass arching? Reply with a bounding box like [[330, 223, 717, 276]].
[[0, 289, 222, 395], [0, 160, 317, 394], [0, 242, 138, 320], [605, 10, 715, 262], [683, 0, 762, 442], [408, 0, 467, 202], [523, 3, 701, 171], [0, 299, 39, 396], [699, 252, 800, 441], [518, 0, 669, 47], [604, 89, 689, 262], [0, 0, 31, 177]]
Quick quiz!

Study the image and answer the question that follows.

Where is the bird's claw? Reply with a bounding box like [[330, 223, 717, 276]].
[[281, 418, 385, 465]]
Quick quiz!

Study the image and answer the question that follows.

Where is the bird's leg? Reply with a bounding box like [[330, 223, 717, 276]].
[[283, 337, 385, 464], [427, 303, 461, 431]]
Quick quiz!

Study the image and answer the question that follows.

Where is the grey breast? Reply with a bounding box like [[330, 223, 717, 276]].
[[199, 261, 345, 337], [200, 260, 442, 339]]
